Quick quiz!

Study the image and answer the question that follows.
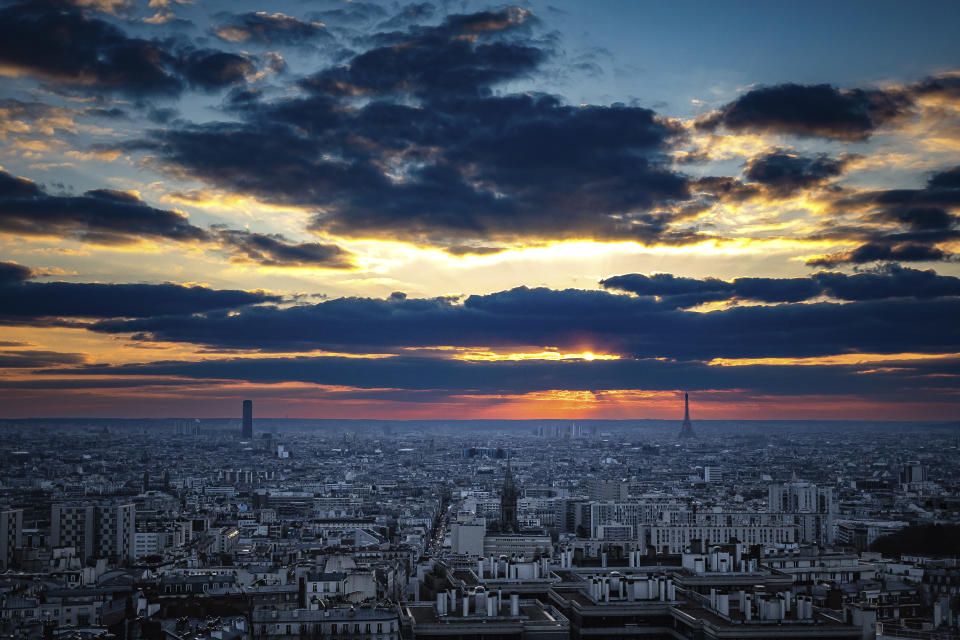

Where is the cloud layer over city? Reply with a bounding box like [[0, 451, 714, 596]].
[[0, 0, 958, 419]]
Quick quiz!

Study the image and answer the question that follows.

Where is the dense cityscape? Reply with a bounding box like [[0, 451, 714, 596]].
[[2, 0, 959, 639], [1, 399, 958, 640]]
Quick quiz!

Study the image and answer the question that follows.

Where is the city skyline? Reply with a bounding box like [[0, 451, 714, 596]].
[[1, 0, 959, 419], [0, 417, 956, 639]]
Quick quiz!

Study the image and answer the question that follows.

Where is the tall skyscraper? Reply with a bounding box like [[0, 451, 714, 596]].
[[242, 399, 253, 439], [679, 392, 695, 438]]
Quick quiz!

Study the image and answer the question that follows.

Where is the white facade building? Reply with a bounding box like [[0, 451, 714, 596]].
[[451, 517, 486, 557]]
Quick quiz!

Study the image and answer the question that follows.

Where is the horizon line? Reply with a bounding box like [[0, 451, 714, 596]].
[[3, 416, 959, 424]]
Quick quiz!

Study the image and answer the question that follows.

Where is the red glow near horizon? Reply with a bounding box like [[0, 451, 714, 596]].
[[1, 382, 957, 421]]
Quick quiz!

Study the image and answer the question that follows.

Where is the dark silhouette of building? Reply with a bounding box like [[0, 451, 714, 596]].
[[242, 399, 253, 439], [679, 392, 696, 438], [500, 457, 519, 532]]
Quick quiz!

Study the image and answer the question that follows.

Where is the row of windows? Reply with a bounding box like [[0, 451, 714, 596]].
[[163, 582, 228, 593], [263, 621, 395, 634], [654, 527, 794, 540]]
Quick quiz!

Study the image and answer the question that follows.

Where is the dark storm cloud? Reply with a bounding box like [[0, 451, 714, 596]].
[[807, 165, 960, 266], [0, 171, 44, 198], [439, 7, 537, 34], [878, 206, 955, 230], [0, 377, 222, 390], [0, 263, 279, 322], [744, 149, 855, 197], [300, 8, 543, 98], [601, 266, 960, 305], [0, 260, 34, 284], [599, 273, 819, 307], [910, 74, 960, 100], [832, 168, 960, 217], [0, 170, 355, 267], [0, 2, 261, 97], [299, 38, 544, 98], [698, 83, 910, 141], [140, 94, 692, 247], [803, 231, 955, 268], [601, 273, 733, 298], [813, 265, 960, 300], [927, 166, 960, 190], [213, 11, 330, 45], [45, 353, 960, 400], [698, 73, 960, 142], [806, 243, 951, 267], [0, 349, 86, 368], [0, 170, 208, 244], [213, 229, 356, 269], [175, 49, 254, 91], [122, 7, 699, 249], [87, 285, 960, 360], [0, 1, 182, 96]]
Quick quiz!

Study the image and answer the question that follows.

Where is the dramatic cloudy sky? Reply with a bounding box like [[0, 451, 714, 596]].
[[1, 0, 959, 420]]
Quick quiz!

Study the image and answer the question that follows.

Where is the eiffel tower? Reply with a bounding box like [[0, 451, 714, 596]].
[[679, 392, 696, 438]]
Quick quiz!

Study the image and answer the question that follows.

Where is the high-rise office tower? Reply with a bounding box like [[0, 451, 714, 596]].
[[242, 399, 253, 439], [679, 392, 696, 438]]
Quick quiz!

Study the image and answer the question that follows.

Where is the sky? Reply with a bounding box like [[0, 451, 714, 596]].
[[0, 0, 959, 420]]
